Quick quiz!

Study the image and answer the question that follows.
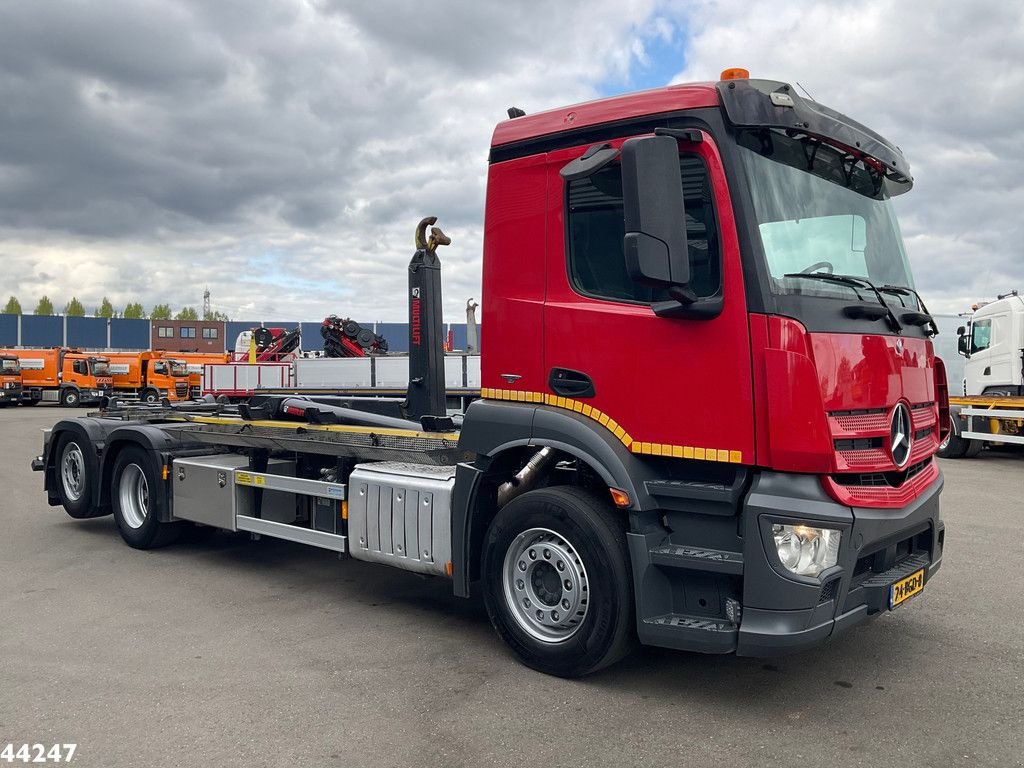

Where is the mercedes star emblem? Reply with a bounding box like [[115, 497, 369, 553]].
[[890, 402, 912, 468]]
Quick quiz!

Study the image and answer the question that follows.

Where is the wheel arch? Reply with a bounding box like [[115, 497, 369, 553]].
[[59, 384, 82, 403], [101, 425, 187, 522], [45, 418, 109, 509], [452, 399, 660, 597]]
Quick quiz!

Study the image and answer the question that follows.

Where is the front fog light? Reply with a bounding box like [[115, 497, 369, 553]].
[[772, 524, 841, 577]]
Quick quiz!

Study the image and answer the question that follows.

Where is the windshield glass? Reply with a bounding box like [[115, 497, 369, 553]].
[[1, 358, 20, 373], [90, 359, 110, 376], [737, 129, 917, 307]]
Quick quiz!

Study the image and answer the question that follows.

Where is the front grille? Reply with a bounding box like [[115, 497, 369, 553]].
[[834, 437, 883, 451], [833, 457, 933, 488], [829, 402, 940, 475], [175, 382, 189, 398], [831, 408, 889, 433]]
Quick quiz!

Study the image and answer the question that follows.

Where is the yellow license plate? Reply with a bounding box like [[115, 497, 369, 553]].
[[889, 569, 925, 609]]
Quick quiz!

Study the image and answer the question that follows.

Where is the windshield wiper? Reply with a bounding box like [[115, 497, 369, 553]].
[[879, 285, 938, 336], [784, 272, 903, 332]]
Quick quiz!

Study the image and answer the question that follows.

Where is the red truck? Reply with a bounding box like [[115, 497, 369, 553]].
[[33, 71, 946, 677]]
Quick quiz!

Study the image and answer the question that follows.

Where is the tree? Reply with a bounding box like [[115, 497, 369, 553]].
[[203, 309, 230, 321], [96, 297, 116, 318], [122, 302, 146, 320], [175, 306, 198, 321], [2, 296, 21, 314], [64, 297, 86, 317], [150, 304, 172, 320], [34, 296, 54, 316]]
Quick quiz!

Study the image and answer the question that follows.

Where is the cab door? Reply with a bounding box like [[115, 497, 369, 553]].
[[541, 131, 755, 464], [967, 310, 1016, 394]]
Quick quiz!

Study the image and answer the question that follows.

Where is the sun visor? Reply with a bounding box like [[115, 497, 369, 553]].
[[717, 79, 912, 194]]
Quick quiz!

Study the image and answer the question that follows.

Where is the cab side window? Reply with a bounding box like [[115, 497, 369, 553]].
[[72, 360, 86, 375], [971, 319, 992, 354], [566, 153, 721, 303]]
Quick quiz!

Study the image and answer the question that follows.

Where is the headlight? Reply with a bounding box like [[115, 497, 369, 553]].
[[772, 524, 841, 577]]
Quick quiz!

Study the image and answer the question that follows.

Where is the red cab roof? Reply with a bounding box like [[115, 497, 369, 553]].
[[491, 82, 720, 149]]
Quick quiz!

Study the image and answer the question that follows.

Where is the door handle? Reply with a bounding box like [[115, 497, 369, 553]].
[[549, 368, 595, 398], [983, 367, 991, 376]]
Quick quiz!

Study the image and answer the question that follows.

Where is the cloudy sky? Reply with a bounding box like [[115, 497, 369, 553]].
[[0, 0, 1021, 322]]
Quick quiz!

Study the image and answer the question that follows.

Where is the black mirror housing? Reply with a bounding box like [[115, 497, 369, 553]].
[[956, 325, 966, 336], [621, 135, 690, 288], [957, 335, 969, 357]]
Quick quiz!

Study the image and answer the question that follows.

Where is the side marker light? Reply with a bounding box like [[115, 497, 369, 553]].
[[609, 487, 631, 508]]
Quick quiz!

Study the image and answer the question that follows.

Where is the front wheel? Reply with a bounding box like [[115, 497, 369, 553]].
[[482, 486, 636, 677], [111, 446, 180, 549], [140, 388, 159, 404], [60, 388, 80, 407]]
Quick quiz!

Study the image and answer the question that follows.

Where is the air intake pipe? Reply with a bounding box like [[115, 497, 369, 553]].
[[497, 447, 558, 507]]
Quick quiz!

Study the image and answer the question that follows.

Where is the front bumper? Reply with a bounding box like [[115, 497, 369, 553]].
[[737, 468, 943, 656], [81, 388, 111, 403], [0, 388, 22, 401], [628, 465, 944, 656]]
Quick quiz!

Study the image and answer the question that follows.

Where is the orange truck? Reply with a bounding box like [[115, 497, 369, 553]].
[[105, 351, 191, 403], [0, 347, 113, 407], [174, 352, 230, 399], [0, 353, 23, 406]]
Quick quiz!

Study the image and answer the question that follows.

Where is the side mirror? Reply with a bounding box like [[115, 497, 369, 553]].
[[956, 325, 966, 336], [621, 135, 690, 290], [957, 334, 969, 357]]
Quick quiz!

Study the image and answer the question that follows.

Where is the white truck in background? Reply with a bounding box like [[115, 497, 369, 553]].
[[939, 291, 1024, 457]]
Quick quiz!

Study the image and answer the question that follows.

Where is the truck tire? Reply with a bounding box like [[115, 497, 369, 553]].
[[964, 438, 984, 458], [481, 486, 636, 678], [937, 417, 968, 458], [55, 433, 105, 518], [111, 446, 180, 549], [60, 388, 80, 407], [140, 388, 159, 404]]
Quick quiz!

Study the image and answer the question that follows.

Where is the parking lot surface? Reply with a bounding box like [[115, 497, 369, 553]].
[[1, 406, 1022, 767]]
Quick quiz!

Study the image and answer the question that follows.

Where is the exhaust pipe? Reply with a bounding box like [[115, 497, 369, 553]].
[[497, 447, 558, 507]]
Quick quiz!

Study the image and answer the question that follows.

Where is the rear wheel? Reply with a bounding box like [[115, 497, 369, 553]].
[[55, 433, 106, 518], [111, 446, 180, 549], [60, 388, 80, 407], [482, 486, 636, 677]]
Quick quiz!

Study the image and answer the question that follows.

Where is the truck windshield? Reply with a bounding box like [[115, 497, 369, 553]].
[[169, 360, 188, 376], [90, 359, 110, 376], [1, 358, 20, 373], [737, 129, 918, 308]]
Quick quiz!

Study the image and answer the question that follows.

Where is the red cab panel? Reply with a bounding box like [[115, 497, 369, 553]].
[[480, 154, 549, 396]]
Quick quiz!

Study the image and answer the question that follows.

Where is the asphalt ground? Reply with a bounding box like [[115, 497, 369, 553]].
[[1, 405, 1022, 768]]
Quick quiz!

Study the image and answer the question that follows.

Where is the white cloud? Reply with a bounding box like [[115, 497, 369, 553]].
[[0, 0, 1021, 325], [671, 0, 1024, 313], [0, 0, 660, 322]]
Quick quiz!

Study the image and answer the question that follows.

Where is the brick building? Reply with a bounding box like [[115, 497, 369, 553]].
[[150, 320, 226, 352]]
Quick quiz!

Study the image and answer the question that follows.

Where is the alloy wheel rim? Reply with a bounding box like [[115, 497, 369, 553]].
[[502, 527, 589, 643], [60, 443, 85, 501], [119, 464, 149, 529]]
